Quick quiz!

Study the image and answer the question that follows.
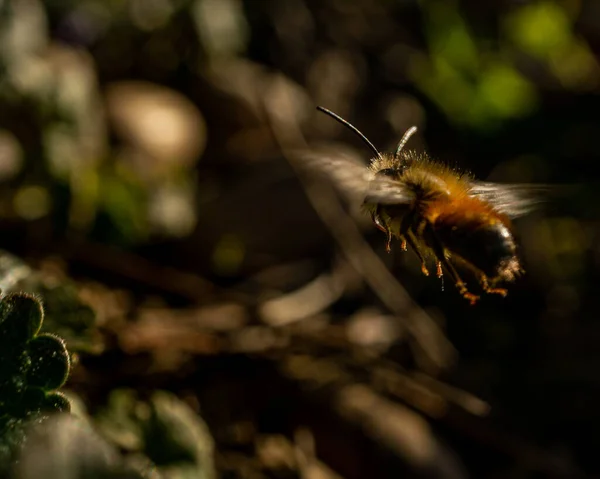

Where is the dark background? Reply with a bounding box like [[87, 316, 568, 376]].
[[1, 0, 599, 477]]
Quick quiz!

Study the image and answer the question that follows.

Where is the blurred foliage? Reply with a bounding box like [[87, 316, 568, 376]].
[[11, 413, 144, 479], [4, 389, 216, 479], [410, 0, 599, 129], [0, 0, 206, 246], [95, 389, 216, 479]]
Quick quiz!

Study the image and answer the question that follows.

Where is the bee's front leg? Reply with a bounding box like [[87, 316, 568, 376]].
[[371, 208, 394, 253]]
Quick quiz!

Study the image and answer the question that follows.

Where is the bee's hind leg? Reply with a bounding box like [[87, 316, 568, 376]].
[[442, 258, 480, 305], [478, 275, 508, 297], [422, 223, 480, 305]]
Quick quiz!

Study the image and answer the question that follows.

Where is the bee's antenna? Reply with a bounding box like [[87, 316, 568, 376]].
[[395, 126, 418, 157], [316, 106, 383, 160]]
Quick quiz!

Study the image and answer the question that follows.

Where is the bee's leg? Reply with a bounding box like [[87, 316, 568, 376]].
[[405, 231, 430, 276], [422, 222, 480, 305], [479, 275, 508, 297], [400, 214, 429, 276], [386, 230, 393, 253], [398, 235, 408, 251], [443, 260, 480, 305], [396, 215, 407, 251], [371, 208, 386, 233], [436, 261, 443, 278], [371, 208, 394, 253]]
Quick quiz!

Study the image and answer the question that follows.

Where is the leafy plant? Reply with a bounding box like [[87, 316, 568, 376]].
[[0, 292, 71, 469], [0, 249, 101, 354]]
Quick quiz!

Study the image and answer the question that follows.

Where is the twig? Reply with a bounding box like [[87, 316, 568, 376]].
[[258, 257, 355, 327]]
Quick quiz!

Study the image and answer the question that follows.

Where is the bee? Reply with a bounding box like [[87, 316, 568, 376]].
[[302, 106, 546, 305]]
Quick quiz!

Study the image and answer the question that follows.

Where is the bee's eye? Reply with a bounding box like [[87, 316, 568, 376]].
[[377, 168, 398, 178], [376, 167, 405, 178]]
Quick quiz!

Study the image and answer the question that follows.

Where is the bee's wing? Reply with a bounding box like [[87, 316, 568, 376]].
[[364, 175, 417, 204], [468, 181, 550, 218], [291, 148, 415, 205]]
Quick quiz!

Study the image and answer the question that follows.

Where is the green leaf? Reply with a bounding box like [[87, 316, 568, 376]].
[[42, 392, 71, 413], [26, 333, 71, 390], [0, 293, 44, 347]]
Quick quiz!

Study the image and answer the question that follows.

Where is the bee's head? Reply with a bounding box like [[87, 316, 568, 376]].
[[370, 152, 412, 179], [375, 166, 405, 179], [376, 152, 415, 177]]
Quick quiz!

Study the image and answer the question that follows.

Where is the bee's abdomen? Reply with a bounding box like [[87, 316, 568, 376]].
[[431, 214, 518, 279]]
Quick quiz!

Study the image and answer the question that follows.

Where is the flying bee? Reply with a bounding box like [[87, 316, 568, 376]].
[[301, 106, 547, 305]]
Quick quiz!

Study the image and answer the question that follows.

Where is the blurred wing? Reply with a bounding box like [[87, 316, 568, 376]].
[[468, 181, 550, 218], [364, 176, 416, 204], [291, 148, 415, 205]]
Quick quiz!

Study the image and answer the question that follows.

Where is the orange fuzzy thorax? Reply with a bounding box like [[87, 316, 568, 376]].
[[369, 152, 471, 198], [370, 151, 512, 228]]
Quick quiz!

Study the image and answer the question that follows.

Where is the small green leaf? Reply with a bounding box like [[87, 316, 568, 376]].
[[26, 334, 70, 390], [42, 392, 71, 413], [0, 293, 44, 346], [144, 391, 215, 475]]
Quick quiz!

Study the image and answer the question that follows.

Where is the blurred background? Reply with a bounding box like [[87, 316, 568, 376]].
[[1, 0, 600, 477]]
